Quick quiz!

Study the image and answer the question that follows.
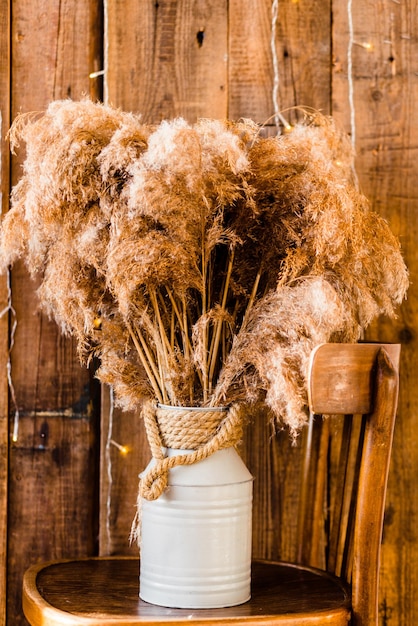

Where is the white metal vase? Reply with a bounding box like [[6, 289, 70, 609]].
[[138, 404, 253, 609]]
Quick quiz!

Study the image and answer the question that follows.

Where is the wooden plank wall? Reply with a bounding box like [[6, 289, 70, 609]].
[[0, 0, 417, 624]]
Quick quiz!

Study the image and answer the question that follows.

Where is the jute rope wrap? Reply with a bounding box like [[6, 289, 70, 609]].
[[139, 401, 244, 501]]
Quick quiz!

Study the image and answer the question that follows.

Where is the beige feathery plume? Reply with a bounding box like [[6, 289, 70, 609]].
[[0, 101, 408, 432]]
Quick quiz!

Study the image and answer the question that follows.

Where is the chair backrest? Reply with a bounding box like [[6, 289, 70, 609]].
[[297, 342, 400, 626]]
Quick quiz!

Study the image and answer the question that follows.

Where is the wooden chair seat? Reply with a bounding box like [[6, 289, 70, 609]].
[[23, 557, 351, 625], [22, 343, 401, 626]]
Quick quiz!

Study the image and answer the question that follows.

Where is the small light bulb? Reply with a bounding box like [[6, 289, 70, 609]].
[[354, 40, 373, 51], [109, 439, 130, 455]]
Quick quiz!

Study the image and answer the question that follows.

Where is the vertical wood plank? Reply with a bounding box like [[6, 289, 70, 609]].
[[228, 0, 332, 124], [8, 0, 103, 623], [332, 1, 418, 623], [106, 0, 228, 122], [0, 1, 10, 623], [100, 0, 229, 556], [228, 0, 276, 123]]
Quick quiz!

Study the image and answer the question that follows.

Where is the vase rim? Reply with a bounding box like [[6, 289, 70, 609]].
[[157, 403, 229, 413]]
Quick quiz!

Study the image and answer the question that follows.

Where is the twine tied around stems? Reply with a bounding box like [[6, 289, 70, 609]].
[[139, 401, 244, 501]]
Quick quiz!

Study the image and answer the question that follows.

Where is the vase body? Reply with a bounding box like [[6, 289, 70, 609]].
[[139, 445, 253, 609]]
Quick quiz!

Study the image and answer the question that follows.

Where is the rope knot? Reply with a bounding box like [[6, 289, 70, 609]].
[[139, 401, 243, 501]]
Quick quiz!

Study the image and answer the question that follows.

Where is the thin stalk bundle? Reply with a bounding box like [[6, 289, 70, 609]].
[[1, 100, 408, 435]]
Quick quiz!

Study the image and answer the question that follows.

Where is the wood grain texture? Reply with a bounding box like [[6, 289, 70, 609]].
[[22, 558, 351, 626], [0, 2, 10, 623], [228, 0, 332, 124], [352, 348, 399, 625], [106, 0, 228, 122], [7, 411, 98, 621], [305, 344, 400, 625], [7, 0, 103, 623], [332, 1, 418, 623], [308, 343, 401, 415], [0, 0, 10, 219]]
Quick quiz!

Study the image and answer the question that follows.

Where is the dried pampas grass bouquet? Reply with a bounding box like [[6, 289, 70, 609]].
[[1, 100, 408, 498]]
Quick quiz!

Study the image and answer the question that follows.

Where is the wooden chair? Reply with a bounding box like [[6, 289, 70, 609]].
[[22, 342, 400, 626]]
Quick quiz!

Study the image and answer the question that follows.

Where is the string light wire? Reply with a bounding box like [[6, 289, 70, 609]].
[[0, 270, 19, 442], [102, 0, 114, 555], [105, 386, 115, 552], [347, 0, 356, 148], [102, 0, 109, 104], [270, 0, 291, 130]]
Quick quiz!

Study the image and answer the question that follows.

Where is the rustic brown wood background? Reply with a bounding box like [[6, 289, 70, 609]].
[[0, 0, 417, 624]]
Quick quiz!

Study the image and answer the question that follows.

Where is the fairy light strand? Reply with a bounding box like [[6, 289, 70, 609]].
[[346, 0, 375, 185], [105, 386, 115, 552], [109, 439, 129, 455], [104, 387, 130, 552], [103, 0, 109, 104], [271, 0, 280, 128], [0, 112, 19, 442], [0, 270, 19, 442], [270, 0, 291, 130], [347, 0, 356, 148], [102, 0, 113, 555]]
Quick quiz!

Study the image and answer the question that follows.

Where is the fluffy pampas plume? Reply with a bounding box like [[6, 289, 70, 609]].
[[1, 99, 409, 436]]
